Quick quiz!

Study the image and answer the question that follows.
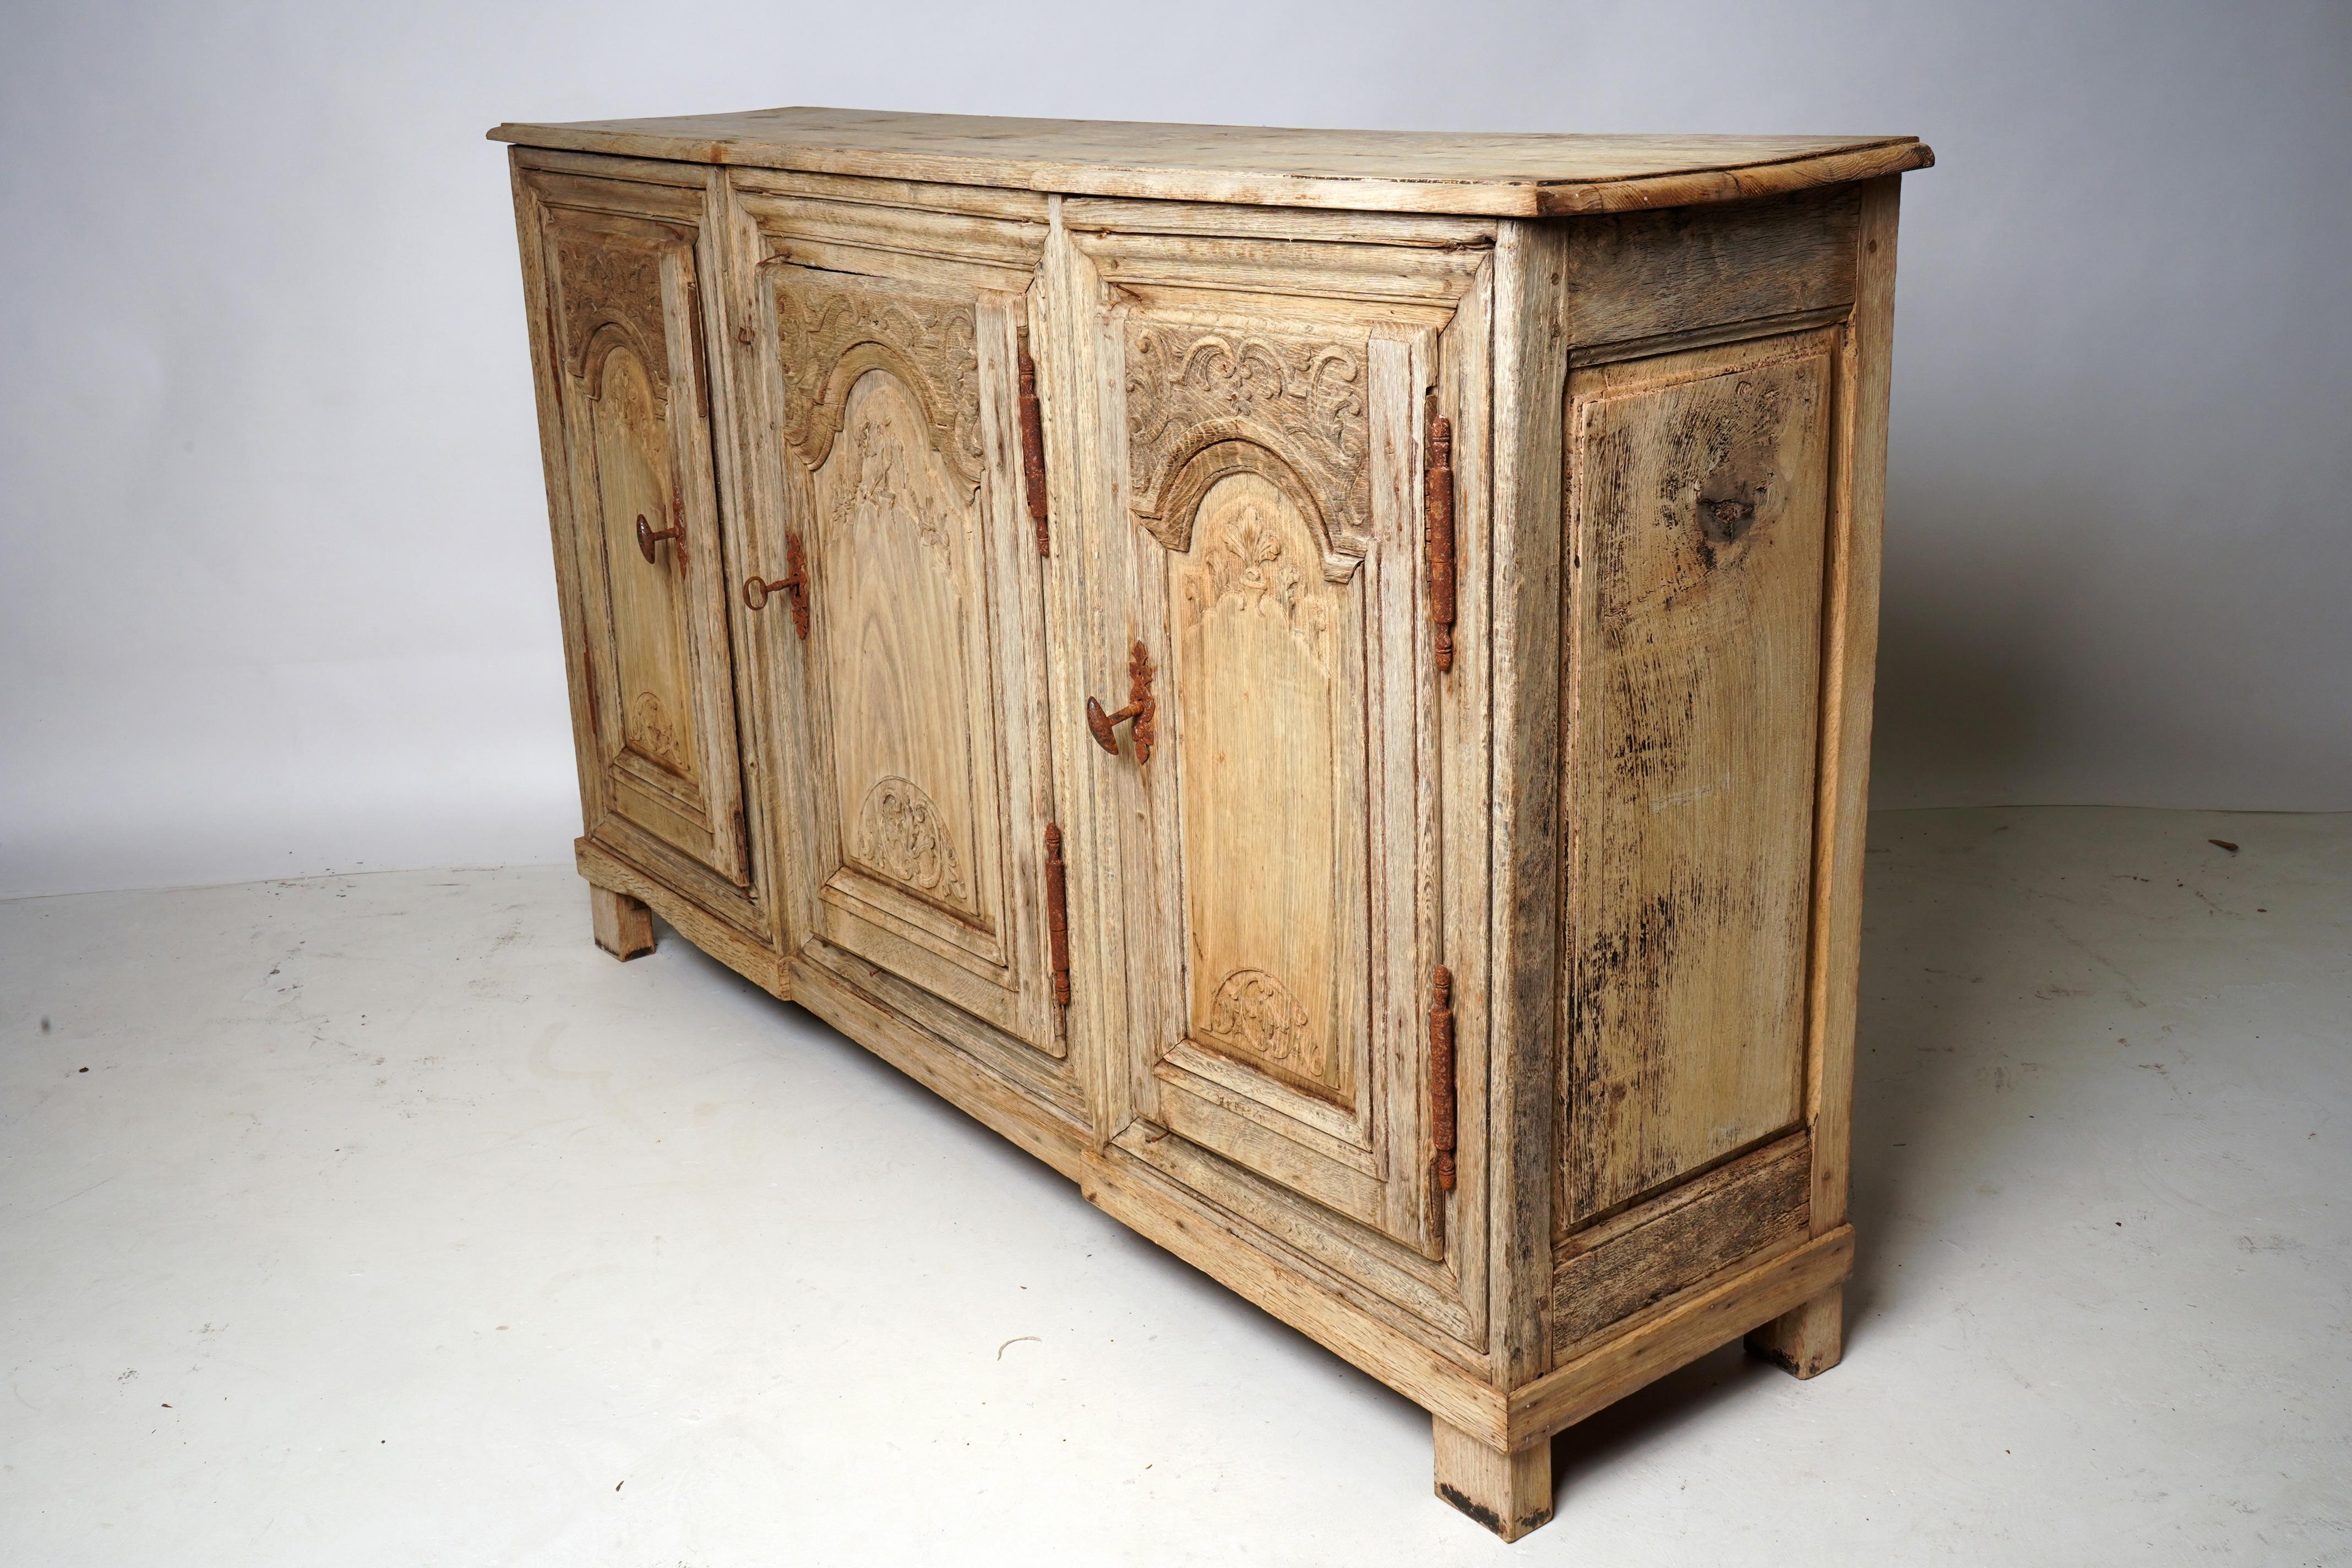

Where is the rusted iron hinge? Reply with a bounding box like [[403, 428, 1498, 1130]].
[[686, 277, 711, 419], [1430, 965, 1457, 1192], [1425, 414, 1457, 672], [1018, 337, 1050, 556], [1043, 823, 1072, 1007]]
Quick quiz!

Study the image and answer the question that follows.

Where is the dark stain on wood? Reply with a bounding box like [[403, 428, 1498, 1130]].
[[1562, 187, 1860, 355], [1552, 1134, 1811, 1357], [1562, 340, 1831, 1223]]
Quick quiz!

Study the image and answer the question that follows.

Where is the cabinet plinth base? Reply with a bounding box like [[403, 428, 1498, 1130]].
[[1433, 1418, 1553, 1542], [589, 884, 655, 961], [1745, 1282, 1845, 1379]]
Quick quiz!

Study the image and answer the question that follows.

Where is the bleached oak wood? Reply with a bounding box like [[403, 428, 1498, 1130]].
[[491, 107, 1931, 218], [499, 114, 1924, 1542], [587, 883, 655, 961], [1559, 328, 1837, 1224]]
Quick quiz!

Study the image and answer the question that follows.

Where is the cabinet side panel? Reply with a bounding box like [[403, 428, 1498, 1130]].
[[1561, 330, 1834, 1224]]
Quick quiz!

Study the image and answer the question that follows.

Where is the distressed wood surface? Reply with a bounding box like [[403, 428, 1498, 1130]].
[[1511, 1226, 1854, 1445], [501, 130, 1925, 1541], [1552, 1133, 1810, 1357], [1561, 187, 1860, 360], [491, 107, 1931, 217], [576, 838, 785, 998], [1560, 328, 1838, 1224]]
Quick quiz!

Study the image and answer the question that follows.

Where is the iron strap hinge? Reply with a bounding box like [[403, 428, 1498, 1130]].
[[1430, 965, 1457, 1193], [1019, 338, 1050, 557], [1044, 822, 1072, 1007], [1425, 414, 1457, 672]]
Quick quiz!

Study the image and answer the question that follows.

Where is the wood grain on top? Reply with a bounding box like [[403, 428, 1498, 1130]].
[[488, 106, 1931, 216]]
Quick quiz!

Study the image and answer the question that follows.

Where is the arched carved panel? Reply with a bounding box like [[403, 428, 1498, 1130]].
[[769, 270, 983, 486], [811, 371, 991, 930], [826, 371, 955, 563], [1172, 470, 1366, 1107], [1125, 323, 1371, 562], [557, 236, 671, 399]]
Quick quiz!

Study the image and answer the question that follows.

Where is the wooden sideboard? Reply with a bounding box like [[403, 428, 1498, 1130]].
[[491, 106, 1930, 1542]]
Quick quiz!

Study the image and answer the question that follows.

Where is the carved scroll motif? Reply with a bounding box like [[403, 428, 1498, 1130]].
[[1180, 502, 1334, 669], [1124, 323, 1370, 554], [1202, 968, 1324, 1082], [770, 272, 983, 487], [851, 775, 967, 902], [630, 690, 686, 773], [556, 236, 671, 398]]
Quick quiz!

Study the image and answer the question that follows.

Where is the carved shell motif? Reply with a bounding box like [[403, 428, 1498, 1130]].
[[850, 776, 967, 902], [770, 271, 984, 487], [556, 235, 670, 398], [1202, 969, 1322, 1081], [1180, 502, 1334, 669], [1124, 323, 1369, 549]]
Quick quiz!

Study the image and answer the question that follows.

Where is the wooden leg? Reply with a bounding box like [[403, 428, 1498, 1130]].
[[589, 884, 655, 961], [1433, 1418, 1554, 1542], [1745, 1282, 1844, 1378]]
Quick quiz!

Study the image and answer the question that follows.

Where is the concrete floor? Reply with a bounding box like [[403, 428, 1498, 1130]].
[[2, 807, 2345, 1564]]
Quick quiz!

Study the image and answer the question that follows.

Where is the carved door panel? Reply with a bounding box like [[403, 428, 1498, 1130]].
[[524, 168, 751, 890], [729, 179, 1065, 1072], [1074, 272, 1473, 1268]]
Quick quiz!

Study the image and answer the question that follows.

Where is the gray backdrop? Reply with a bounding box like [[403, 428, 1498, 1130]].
[[3, 0, 2345, 899]]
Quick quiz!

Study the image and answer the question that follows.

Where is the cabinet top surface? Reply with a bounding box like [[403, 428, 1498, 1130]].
[[488, 106, 1931, 217]]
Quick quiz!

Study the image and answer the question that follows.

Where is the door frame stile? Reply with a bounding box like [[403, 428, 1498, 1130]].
[[1488, 216, 1571, 1403]]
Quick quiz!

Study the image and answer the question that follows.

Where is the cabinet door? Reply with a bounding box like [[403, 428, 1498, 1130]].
[[1066, 222, 1490, 1281], [727, 176, 1066, 1078], [518, 164, 751, 891]]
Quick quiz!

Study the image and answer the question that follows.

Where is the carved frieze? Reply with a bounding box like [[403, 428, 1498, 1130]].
[[770, 270, 983, 487], [556, 235, 671, 398], [1124, 323, 1370, 554]]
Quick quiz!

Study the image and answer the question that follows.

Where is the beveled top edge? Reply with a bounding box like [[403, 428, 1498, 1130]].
[[488, 106, 1932, 217]]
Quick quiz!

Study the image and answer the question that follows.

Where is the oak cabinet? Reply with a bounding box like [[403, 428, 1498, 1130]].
[[496, 107, 1931, 1542]]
